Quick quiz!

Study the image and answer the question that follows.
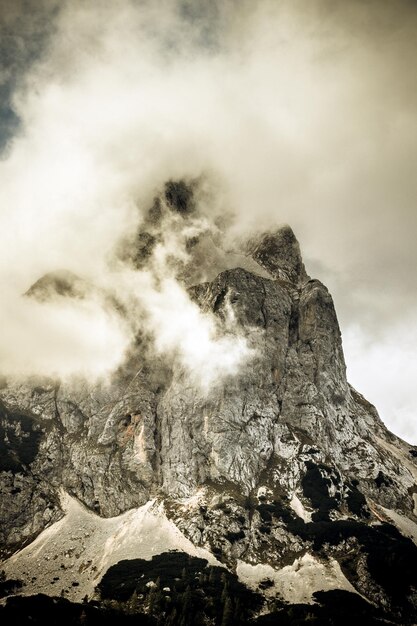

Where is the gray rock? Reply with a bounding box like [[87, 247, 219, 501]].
[[1, 225, 417, 621]]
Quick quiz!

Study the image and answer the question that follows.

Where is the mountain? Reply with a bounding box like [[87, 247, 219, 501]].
[[1, 206, 417, 625]]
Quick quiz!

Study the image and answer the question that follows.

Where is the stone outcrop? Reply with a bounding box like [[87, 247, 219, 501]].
[[1, 223, 417, 623]]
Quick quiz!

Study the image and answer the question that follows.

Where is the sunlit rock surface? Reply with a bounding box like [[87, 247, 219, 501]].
[[1, 225, 417, 624]]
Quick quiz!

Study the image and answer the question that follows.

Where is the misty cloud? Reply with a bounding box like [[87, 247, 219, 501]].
[[0, 289, 132, 379], [0, 0, 416, 433]]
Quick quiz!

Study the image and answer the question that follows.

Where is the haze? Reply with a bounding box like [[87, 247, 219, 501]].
[[0, 0, 416, 440]]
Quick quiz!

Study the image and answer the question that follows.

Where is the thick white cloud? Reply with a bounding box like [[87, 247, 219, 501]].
[[0, 289, 132, 379], [344, 320, 417, 444], [0, 0, 415, 434]]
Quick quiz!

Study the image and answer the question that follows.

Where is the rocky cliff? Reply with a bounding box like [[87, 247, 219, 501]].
[[1, 196, 417, 625]]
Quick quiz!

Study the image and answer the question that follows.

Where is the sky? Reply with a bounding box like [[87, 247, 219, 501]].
[[0, 0, 416, 441]]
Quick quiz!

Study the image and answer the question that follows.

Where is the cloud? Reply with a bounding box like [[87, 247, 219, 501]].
[[106, 205, 255, 391], [344, 319, 417, 444], [0, 288, 132, 379], [114, 269, 253, 393], [0, 0, 61, 150], [0, 1, 415, 431]]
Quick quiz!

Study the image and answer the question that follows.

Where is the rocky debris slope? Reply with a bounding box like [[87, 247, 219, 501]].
[[1, 214, 417, 624], [2, 490, 220, 602]]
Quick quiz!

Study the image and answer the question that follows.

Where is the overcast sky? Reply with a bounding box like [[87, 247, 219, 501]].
[[0, 0, 416, 441]]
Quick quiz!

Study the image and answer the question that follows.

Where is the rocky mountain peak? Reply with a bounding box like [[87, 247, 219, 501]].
[[1, 219, 417, 625], [25, 269, 90, 302], [247, 225, 309, 284]]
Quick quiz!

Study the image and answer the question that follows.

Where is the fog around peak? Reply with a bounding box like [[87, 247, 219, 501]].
[[0, 0, 416, 436]]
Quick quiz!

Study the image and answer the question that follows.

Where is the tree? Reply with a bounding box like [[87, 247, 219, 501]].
[[221, 579, 229, 604], [166, 607, 177, 626], [234, 598, 243, 623], [221, 595, 234, 626], [181, 584, 192, 618]]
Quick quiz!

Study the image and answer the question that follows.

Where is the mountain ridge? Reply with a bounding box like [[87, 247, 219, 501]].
[[1, 219, 417, 624]]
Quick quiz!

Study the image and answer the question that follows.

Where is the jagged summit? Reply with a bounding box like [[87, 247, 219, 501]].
[[247, 225, 309, 285], [1, 219, 417, 624], [25, 269, 90, 301]]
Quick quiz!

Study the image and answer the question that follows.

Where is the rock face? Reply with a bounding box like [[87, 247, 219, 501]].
[[246, 225, 308, 284], [1, 224, 417, 624], [25, 270, 91, 301]]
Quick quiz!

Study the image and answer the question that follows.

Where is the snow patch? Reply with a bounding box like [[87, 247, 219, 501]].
[[289, 494, 312, 523], [236, 553, 357, 604], [3, 490, 220, 602], [380, 505, 417, 546], [133, 423, 147, 463]]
